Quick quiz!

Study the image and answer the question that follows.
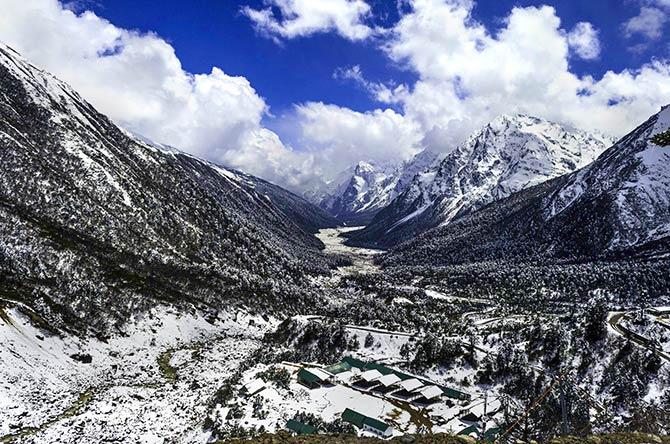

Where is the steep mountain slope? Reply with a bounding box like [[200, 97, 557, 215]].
[[0, 43, 335, 334], [319, 150, 440, 225], [132, 134, 339, 235], [346, 114, 614, 248], [381, 106, 670, 267], [225, 169, 338, 234]]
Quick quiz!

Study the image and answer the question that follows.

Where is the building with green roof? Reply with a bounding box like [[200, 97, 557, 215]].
[[341, 356, 367, 370], [341, 408, 393, 438], [325, 361, 351, 375], [285, 419, 317, 435], [481, 427, 500, 442], [339, 356, 470, 401], [458, 424, 479, 437], [297, 368, 322, 389]]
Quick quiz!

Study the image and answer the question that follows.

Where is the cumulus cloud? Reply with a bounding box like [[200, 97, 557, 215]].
[[294, 102, 423, 169], [567, 22, 601, 60], [379, 0, 670, 148], [0, 0, 327, 191], [242, 0, 373, 41], [623, 6, 668, 40], [3, 0, 670, 196]]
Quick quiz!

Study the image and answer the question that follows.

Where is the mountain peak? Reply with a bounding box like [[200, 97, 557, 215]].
[[346, 113, 613, 248], [384, 106, 670, 265]]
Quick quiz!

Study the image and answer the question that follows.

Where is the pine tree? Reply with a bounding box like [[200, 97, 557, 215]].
[[651, 130, 670, 147]]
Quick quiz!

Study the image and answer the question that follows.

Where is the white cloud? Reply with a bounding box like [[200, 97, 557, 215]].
[[380, 0, 670, 148], [3, 0, 670, 196], [242, 0, 373, 41], [567, 22, 601, 60], [623, 6, 668, 40], [0, 0, 326, 192], [294, 102, 423, 171], [333, 65, 407, 103]]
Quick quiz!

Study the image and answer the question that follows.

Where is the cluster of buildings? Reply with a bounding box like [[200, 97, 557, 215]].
[[291, 356, 472, 438], [298, 357, 470, 405], [239, 356, 499, 440]]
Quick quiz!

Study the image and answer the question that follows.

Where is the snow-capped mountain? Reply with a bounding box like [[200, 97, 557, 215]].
[[0, 43, 335, 333], [346, 114, 615, 248], [319, 150, 441, 225], [382, 106, 670, 266]]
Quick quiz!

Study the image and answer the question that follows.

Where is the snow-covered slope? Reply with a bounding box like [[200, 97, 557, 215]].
[[319, 150, 441, 225], [382, 106, 670, 266], [545, 105, 670, 251], [0, 43, 335, 334], [347, 114, 615, 248]]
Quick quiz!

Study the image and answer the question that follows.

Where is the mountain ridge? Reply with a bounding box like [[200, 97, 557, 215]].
[[318, 150, 441, 225], [345, 113, 616, 248], [0, 42, 336, 334], [381, 105, 670, 267]]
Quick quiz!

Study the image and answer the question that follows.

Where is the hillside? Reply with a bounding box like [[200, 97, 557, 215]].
[[0, 43, 336, 334], [381, 106, 670, 267]]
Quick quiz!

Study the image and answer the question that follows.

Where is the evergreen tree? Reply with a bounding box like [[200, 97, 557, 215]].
[[651, 129, 670, 147]]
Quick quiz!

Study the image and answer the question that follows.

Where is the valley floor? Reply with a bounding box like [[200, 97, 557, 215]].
[[2, 229, 670, 443]]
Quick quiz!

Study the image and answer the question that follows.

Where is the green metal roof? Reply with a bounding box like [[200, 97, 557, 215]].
[[297, 368, 321, 384], [342, 357, 367, 369], [440, 386, 471, 400], [341, 408, 366, 428], [325, 361, 351, 375], [363, 416, 391, 432], [286, 419, 317, 435], [341, 408, 390, 433], [458, 424, 479, 436], [481, 427, 500, 442], [364, 362, 394, 375]]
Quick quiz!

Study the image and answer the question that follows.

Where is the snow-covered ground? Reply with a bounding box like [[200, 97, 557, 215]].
[[0, 303, 273, 443], [217, 313, 508, 440], [228, 361, 485, 438], [316, 227, 382, 280]]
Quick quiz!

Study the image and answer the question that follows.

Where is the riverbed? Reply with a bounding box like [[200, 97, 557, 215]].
[[317, 226, 383, 278]]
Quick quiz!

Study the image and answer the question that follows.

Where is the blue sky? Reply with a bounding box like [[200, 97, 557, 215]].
[[84, 0, 666, 117], [1, 0, 669, 192]]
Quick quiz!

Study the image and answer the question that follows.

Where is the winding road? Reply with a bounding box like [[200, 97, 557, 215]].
[[608, 311, 670, 362]]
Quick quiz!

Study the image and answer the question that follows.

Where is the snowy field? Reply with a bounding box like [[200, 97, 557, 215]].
[[0, 303, 273, 443]]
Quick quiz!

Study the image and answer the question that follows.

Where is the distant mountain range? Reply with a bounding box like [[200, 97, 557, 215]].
[[0, 43, 336, 334], [318, 150, 441, 225], [344, 114, 616, 248], [381, 106, 670, 266], [3, 38, 668, 336]]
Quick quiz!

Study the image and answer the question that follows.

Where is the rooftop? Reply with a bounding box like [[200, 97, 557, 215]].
[[360, 369, 383, 382], [377, 374, 401, 387], [396, 378, 423, 392], [286, 419, 318, 435]]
